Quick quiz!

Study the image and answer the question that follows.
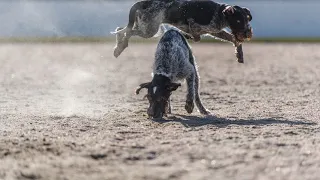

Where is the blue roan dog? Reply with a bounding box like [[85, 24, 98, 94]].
[[136, 29, 210, 119]]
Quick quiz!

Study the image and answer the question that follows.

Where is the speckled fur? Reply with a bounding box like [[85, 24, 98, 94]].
[[112, 0, 252, 61], [153, 29, 210, 115]]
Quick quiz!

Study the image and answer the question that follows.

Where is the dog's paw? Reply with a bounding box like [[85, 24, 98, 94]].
[[113, 46, 123, 58], [185, 101, 194, 114], [236, 53, 244, 63], [113, 41, 128, 58]]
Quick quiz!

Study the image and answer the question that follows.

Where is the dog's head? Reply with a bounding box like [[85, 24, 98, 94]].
[[222, 5, 253, 43], [135, 75, 180, 119]]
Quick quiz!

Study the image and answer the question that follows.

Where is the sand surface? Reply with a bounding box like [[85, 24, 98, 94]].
[[0, 43, 320, 180]]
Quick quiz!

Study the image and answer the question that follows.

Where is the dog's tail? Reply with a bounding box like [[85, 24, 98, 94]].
[[111, 1, 148, 34]]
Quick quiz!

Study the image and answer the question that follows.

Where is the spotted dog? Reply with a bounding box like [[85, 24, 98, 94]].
[[136, 29, 210, 119], [112, 0, 253, 63]]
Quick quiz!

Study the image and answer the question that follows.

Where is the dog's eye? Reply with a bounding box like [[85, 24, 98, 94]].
[[237, 20, 241, 23]]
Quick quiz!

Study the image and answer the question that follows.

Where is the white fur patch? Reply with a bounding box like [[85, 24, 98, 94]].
[[153, 86, 157, 94], [155, 72, 171, 78]]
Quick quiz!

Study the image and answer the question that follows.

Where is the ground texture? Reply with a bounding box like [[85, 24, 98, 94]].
[[0, 43, 320, 180]]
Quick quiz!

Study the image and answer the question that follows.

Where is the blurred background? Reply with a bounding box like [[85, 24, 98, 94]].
[[0, 0, 319, 42]]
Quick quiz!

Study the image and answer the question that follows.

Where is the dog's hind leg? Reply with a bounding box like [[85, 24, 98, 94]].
[[114, 21, 161, 57], [113, 1, 146, 58], [113, 29, 145, 58], [115, 27, 125, 44]]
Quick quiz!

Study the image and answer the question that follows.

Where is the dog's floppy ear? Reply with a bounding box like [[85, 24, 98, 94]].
[[135, 82, 151, 95], [167, 83, 181, 92], [243, 8, 252, 21], [222, 6, 235, 16]]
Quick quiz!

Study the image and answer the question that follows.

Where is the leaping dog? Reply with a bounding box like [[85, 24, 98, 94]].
[[112, 0, 253, 63]]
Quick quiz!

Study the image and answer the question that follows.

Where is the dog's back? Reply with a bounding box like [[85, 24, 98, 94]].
[[153, 29, 195, 82]]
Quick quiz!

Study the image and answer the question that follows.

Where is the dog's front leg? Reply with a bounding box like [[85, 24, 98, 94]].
[[167, 96, 172, 114], [187, 18, 201, 42], [210, 31, 244, 63]]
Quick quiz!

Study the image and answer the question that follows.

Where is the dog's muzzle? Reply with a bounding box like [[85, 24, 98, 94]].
[[235, 27, 253, 42], [147, 103, 164, 119]]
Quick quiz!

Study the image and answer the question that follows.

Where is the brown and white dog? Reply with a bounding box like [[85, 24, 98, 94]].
[[112, 0, 253, 63]]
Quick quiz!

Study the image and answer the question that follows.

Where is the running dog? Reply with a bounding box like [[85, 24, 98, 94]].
[[112, 0, 253, 63]]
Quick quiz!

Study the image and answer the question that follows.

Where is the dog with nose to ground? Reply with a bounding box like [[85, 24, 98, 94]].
[[136, 29, 210, 119], [112, 0, 253, 63]]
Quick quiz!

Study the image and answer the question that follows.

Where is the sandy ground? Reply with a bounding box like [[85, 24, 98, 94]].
[[0, 42, 320, 180]]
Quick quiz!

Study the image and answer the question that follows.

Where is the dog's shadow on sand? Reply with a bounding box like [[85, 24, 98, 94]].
[[152, 114, 316, 128]]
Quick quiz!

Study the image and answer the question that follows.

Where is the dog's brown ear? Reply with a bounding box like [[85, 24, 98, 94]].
[[135, 82, 151, 95], [222, 6, 235, 16], [167, 83, 181, 92], [243, 8, 252, 21]]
